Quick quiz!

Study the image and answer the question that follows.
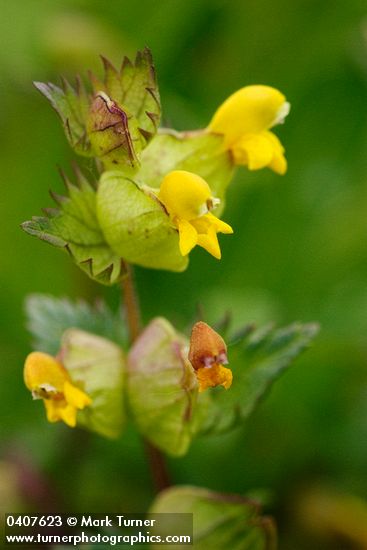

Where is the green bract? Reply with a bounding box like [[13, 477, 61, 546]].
[[34, 48, 160, 171], [21, 168, 125, 285], [127, 318, 208, 456], [149, 486, 276, 550], [97, 171, 187, 272], [87, 92, 145, 172], [89, 50, 160, 143], [34, 77, 91, 156], [60, 329, 126, 439]]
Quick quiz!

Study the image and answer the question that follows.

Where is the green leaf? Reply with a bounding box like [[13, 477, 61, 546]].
[[97, 171, 188, 272], [34, 78, 91, 156], [149, 486, 276, 550], [127, 318, 208, 456], [61, 328, 126, 439], [200, 322, 319, 434], [138, 129, 234, 211], [90, 48, 161, 143], [21, 168, 125, 285], [25, 294, 126, 355]]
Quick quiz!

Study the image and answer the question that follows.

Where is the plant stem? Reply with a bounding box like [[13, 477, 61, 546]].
[[143, 441, 171, 492], [121, 263, 142, 342], [121, 262, 171, 492]]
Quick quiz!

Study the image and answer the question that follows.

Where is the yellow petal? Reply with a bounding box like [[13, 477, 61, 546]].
[[265, 130, 285, 153], [24, 352, 67, 394], [233, 130, 287, 174], [209, 85, 288, 148], [177, 219, 198, 256], [64, 380, 91, 409], [158, 170, 212, 221], [197, 226, 221, 259], [44, 399, 62, 423], [44, 396, 79, 428], [233, 133, 274, 170], [265, 131, 287, 174], [189, 215, 210, 233], [269, 152, 287, 175], [59, 404, 77, 428], [203, 212, 233, 234], [196, 364, 233, 392]]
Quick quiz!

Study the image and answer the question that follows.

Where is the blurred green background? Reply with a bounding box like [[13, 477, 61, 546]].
[[2, 0, 367, 547]]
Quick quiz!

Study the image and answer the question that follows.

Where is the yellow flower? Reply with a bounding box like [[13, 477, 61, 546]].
[[189, 321, 233, 392], [158, 170, 233, 259], [24, 351, 91, 428], [208, 85, 290, 174]]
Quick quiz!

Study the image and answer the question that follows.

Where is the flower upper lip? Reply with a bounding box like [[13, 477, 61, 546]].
[[208, 85, 289, 175]]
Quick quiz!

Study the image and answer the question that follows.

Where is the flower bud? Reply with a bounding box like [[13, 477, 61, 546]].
[[189, 322, 232, 392]]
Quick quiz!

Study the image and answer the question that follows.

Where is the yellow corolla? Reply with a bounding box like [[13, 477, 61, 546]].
[[209, 85, 290, 174], [158, 170, 233, 259], [24, 351, 91, 428]]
